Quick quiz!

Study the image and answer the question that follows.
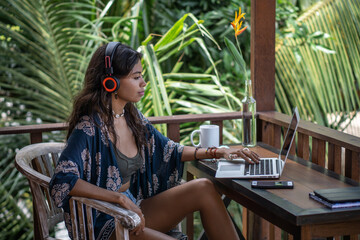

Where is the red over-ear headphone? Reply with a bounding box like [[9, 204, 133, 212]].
[[102, 42, 121, 92]]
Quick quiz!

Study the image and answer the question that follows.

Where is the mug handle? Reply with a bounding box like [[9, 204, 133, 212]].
[[190, 130, 201, 147]]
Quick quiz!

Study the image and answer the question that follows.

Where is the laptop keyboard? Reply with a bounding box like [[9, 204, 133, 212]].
[[245, 158, 275, 175]]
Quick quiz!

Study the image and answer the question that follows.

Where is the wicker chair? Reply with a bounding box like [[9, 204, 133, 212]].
[[15, 142, 140, 240]]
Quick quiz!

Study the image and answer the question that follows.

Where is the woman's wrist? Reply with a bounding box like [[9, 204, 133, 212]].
[[205, 147, 218, 158], [188, 146, 226, 161], [194, 147, 200, 160], [116, 192, 126, 206]]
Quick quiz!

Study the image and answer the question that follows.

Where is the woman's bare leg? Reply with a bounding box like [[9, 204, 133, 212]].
[[140, 178, 239, 240], [110, 227, 176, 240]]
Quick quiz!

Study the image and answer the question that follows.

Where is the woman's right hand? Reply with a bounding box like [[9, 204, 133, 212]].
[[217, 147, 260, 164], [69, 179, 145, 235], [117, 194, 145, 236]]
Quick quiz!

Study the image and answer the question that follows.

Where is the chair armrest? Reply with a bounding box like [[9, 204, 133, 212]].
[[15, 161, 51, 187], [71, 196, 141, 230]]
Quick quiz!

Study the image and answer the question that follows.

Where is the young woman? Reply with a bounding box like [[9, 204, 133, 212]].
[[50, 42, 260, 240]]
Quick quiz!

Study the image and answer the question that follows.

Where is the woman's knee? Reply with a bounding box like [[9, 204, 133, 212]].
[[129, 227, 175, 240], [193, 178, 213, 187], [191, 178, 218, 196]]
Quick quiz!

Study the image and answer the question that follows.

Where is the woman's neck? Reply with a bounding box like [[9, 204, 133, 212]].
[[111, 96, 127, 116]]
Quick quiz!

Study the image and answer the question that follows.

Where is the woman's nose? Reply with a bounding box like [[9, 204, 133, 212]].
[[141, 77, 147, 86]]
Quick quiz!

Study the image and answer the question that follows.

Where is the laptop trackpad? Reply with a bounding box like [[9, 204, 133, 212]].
[[219, 164, 243, 171], [216, 162, 245, 178]]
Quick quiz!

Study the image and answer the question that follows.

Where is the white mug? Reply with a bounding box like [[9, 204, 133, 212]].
[[190, 125, 219, 148]]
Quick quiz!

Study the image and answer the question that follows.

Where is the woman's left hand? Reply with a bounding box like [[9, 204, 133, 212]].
[[218, 147, 260, 164]]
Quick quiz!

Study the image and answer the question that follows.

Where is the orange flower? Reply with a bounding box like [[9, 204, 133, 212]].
[[225, 7, 248, 75], [231, 7, 247, 37]]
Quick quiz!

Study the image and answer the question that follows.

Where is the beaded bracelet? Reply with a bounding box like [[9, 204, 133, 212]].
[[205, 147, 213, 157], [194, 147, 201, 160], [207, 147, 218, 158], [205, 147, 212, 155], [213, 148, 218, 158]]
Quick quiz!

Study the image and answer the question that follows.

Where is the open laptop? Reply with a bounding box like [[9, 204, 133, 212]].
[[215, 107, 300, 179]]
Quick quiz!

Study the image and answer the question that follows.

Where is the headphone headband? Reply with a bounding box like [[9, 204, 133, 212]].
[[104, 42, 121, 75]]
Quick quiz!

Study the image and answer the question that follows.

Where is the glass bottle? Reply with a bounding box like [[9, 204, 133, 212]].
[[241, 79, 256, 147]]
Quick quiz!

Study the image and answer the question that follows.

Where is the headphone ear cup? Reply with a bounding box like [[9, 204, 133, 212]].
[[102, 76, 120, 93]]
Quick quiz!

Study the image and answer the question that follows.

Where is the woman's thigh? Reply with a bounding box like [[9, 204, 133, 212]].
[[110, 227, 176, 240], [140, 178, 217, 233]]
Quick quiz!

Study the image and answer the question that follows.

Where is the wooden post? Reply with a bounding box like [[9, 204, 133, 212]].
[[167, 123, 180, 142], [249, 0, 276, 238], [30, 132, 43, 144], [251, 0, 276, 111], [210, 120, 223, 145]]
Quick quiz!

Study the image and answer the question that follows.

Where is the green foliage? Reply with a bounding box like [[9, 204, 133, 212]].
[[0, 0, 125, 122], [137, 11, 243, 140], [276, 0, 335, 63], [224, 36, 247, 77], [275, 0, 360, 129], [147, 0, 252, 97], [0, 134, 32, 240]]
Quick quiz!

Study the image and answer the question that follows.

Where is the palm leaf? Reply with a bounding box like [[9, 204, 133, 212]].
[[0, 135, 32, 240], [275, 0, 360, 131], [224, 36, 247, 76], [0, 0, 133, 123], [140, 14, 238, 120]]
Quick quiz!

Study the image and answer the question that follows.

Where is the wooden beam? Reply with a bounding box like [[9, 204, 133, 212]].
[[250, 2, 276, 237], [251, 0, 276, 111]]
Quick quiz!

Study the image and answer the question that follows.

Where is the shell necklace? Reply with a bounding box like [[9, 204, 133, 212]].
[[112, 109, 125, 119]]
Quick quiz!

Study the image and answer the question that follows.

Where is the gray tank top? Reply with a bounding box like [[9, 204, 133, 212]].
[[112, 142, 142, 184]]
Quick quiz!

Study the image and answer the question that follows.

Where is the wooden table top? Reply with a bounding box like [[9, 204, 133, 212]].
[[187, 143, 360, 234]]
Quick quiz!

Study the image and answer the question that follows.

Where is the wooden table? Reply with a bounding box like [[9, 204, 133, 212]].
[[186, 143, 360, 240]]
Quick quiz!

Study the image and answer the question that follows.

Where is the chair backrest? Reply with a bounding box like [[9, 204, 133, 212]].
[[16, 142, 180, 240], [15, 142, 66, 240]]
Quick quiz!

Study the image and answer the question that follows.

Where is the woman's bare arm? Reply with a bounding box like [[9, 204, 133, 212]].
[[181, 146, 260, 163], [69, 179, 145, 235]]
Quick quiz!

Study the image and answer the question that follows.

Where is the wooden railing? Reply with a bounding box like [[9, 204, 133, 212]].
[[1, 111, 360, 239], [256, 112, 360, 239], [259, 111, 360, 182], [1, 111, 358, 181], [0, 112, 243, 144]]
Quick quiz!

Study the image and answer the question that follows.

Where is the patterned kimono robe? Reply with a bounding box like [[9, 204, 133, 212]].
[[49, 111, 184, 239]]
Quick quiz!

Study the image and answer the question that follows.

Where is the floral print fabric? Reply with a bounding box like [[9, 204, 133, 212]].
[[49, 111, 184, 239]]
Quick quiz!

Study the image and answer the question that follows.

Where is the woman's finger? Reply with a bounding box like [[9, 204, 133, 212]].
[[242, 149, 260, 163], [132, 217, 145, 236], [226, 152, 238, 160], [242, 148, 260, 158], [236, 150, 253, 164]]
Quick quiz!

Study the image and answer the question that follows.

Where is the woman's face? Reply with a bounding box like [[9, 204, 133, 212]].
[[116, 60, 146, 103]]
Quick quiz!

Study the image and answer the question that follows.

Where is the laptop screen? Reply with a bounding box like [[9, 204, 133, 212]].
[[279, 107, 300, 161]]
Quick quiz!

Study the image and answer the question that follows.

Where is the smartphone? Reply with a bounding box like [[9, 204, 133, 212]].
[[251, 180, 294, 189]]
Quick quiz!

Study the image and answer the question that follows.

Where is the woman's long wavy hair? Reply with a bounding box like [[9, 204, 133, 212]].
[[67, 43, 147, 149]]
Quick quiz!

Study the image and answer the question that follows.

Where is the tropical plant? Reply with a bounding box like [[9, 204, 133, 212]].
[[133, 11, 247, 144], [0, 134, 32, 240], [275, 0, 360, 130], [224, 7, 248, 79], [291, 0, 323, 11], [146, 0, 252, 96], [276, 0, 336, 63]]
